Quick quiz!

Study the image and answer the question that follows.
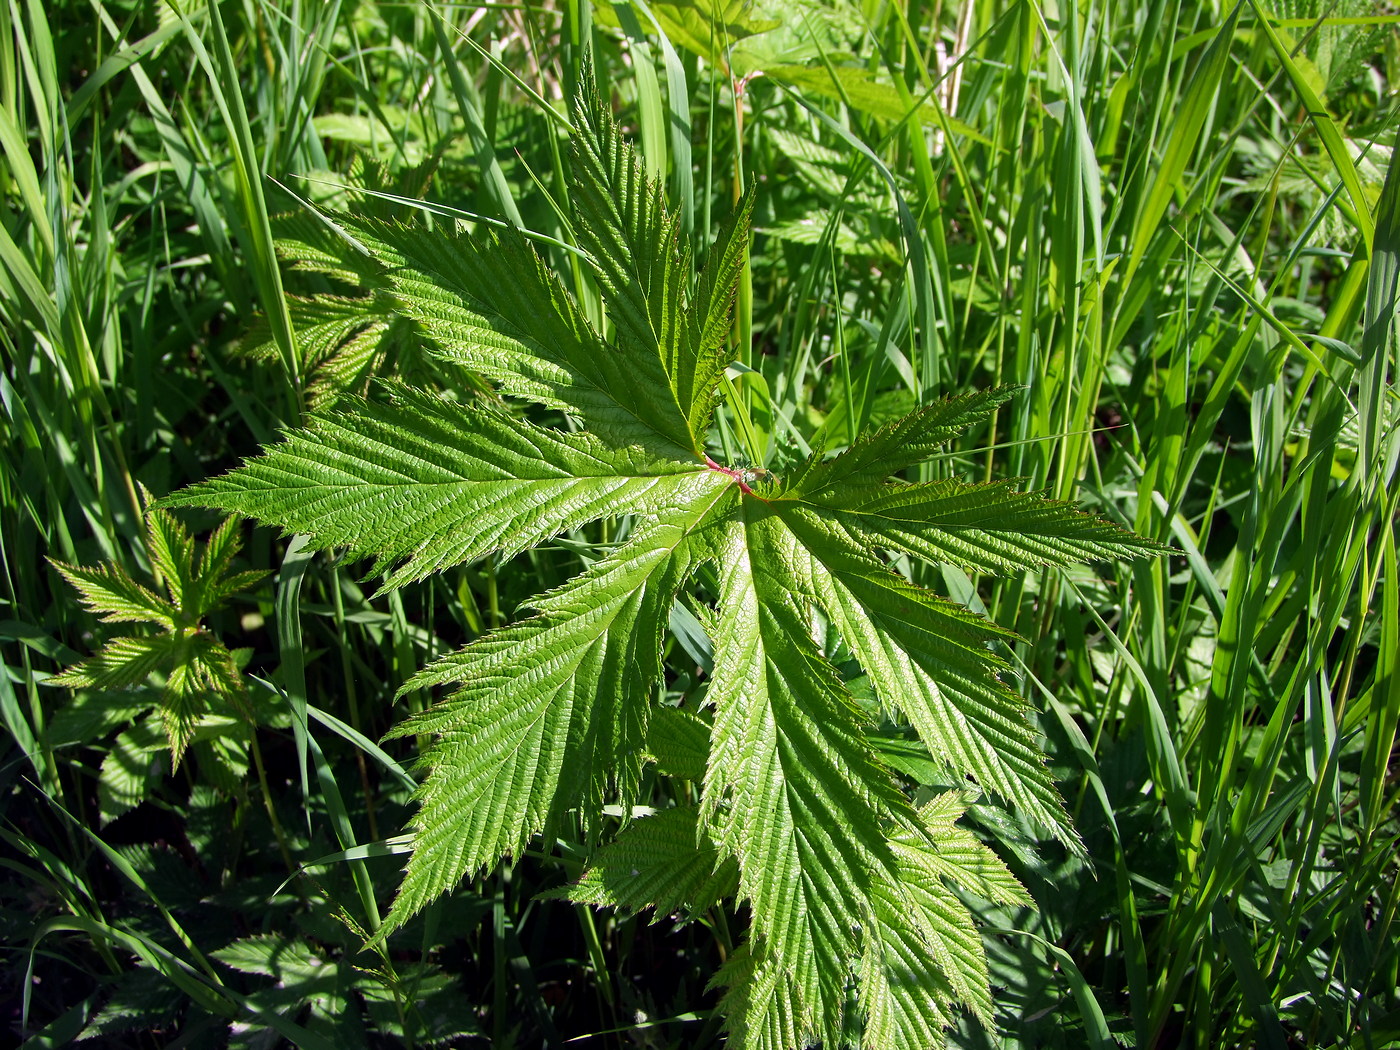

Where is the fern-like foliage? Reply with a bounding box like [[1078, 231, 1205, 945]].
[[160, 77, 1162, 1047]]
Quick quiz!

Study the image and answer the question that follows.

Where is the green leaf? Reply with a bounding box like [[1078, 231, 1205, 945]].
[[758, 64, 991, 148], [712, 944, 810, 1050], [323, 81, 756, 460], [910, 792, 1032, 907], [593, 0, 781, 67], [212, 934, 353, 1036], [545, 805, 738, 921], [161, 387, 713, 590], [189, 516, 267, 619], [831, 477, 1166, 575], [340, 217, 697, 458], [379, 494, 725, 932], [144, 505, 197, 611], [213, 935, 329, 980], [569, 80, 688, 409], [775, 506, 1074, 841], [48, 504, 262, 771], [48, 560, 175, 627], [699, 501, 915, 1046], [271, 207, 382, 288], [48, 635, 181, 691], [159, 633, 247, 766], [864, 796, 1032, 1035], [682, 187, 756, 437], [788, 388, 1020, 495], [646, 705, 712, 781], [98, 720, 165, 825], [241, 295, 401, 410]]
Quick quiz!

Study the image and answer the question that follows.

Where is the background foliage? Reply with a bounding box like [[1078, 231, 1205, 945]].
[[1, 0, 1397, 1047]]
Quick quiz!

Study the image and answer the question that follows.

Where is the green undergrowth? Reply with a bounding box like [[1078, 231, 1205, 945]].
[[2, 1, 1397, 1048]]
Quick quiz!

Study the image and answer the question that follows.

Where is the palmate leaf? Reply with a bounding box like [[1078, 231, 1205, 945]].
[[163, 72, 1162, 1048], [49, 635, 181, 692], [49, 494, 266, 768], [831, 477, 1153, 574]]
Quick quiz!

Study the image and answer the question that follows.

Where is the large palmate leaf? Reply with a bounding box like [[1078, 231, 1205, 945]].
[[162, 73, 1162, 1048]]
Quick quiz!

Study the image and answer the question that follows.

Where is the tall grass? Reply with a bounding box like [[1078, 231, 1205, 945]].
[[2, 0, 1396, 1046]]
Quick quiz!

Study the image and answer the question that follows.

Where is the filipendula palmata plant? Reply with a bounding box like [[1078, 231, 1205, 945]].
[[48, 489, 268, 821], [159, 82, 1162, 1048]]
